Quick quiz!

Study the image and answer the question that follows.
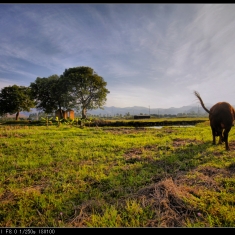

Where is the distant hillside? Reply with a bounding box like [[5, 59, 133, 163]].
[[86, 104, 213, 116], [20, 104, 216, 117], [20, 102, 235, 117]]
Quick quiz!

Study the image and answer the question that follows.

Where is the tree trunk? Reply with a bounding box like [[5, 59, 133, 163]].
[[82, 107, 87, 119], [15, 111, 19, 120], [60, 109, 63, 119]]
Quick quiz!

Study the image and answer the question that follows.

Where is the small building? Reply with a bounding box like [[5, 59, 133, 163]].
[[134, 115, 150, 119], [55, 109, 74, 120], [64, 109, 75, 119]]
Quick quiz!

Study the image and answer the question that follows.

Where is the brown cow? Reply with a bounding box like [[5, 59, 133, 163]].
[[194, 91, 235, 150]]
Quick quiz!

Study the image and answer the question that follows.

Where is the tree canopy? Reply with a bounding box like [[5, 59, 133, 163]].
[[0, 85, 35, 120], [61, 66, 110, 118], [30, 74, 72, 118], [2, 66, 110, 120]]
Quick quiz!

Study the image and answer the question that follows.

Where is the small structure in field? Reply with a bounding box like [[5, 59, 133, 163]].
[[134, 115, 150, 119], [55, 109, 75, 120], [65, 109, 74, 119]]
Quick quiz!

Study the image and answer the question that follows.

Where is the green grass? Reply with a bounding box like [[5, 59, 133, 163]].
[[0, 121, 235, 227]]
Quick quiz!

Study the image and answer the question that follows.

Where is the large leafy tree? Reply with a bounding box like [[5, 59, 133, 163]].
[[30, 75, 72, 118], [0, 85, 35, 120], [62, 66, 110, 119]]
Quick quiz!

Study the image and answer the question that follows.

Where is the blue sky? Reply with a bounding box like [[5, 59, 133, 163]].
[[1, 4, 235, 108]]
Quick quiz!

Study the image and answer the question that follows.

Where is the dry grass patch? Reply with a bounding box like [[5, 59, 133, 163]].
[[124, 145, 159, 163], [66, 178, 202, 227], [65, 199, 104, 227], [172, 138, 204, 148], [132, 178, 201, 227]]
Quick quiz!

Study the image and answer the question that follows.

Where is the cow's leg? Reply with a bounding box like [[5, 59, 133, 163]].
[[218, 130, 223, 144], [223, 127, 231, 151], [211, 127, 216, 145]]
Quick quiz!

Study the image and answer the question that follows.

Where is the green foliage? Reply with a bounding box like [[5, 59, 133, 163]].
[[0, 85, 35, 120], [29, 66, 109, 120], [40, 116, 53, 127], [2, 120, 32, 125], [63, 118, 75, 127], [79, 118, 93, 128], [55, 117, 64, 127], [54, 117, 95, 128], [61, 66, 110, 119], [30, 75, 72, 115]]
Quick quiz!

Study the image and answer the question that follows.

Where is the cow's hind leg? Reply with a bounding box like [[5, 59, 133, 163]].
[[218, 130, 223, 144], [223, 127, 231, 151], [211, 127, 216, 145]]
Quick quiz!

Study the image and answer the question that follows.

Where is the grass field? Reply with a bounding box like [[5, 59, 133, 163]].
[[0, 120, 235, 227]]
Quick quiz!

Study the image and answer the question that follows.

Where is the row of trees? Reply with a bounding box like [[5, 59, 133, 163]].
[[0, 66, 110, 120]]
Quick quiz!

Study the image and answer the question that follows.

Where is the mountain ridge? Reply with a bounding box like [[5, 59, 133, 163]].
[[21, 103, 220, 117], [86, 104, 213, 116]]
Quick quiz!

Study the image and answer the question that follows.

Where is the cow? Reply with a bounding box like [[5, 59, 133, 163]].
[[194, 91, 235, 150]]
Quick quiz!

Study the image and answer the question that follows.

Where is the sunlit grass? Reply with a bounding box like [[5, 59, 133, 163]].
[[0, 121, 234, 227]]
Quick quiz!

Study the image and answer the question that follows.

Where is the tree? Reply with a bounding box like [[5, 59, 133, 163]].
[[61, 66, 110, 119], [0, 85, 35, 120], [30, 75, 72, 119]]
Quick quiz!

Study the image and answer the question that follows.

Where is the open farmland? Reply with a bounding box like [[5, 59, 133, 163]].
[[0, 120, 235, 227]]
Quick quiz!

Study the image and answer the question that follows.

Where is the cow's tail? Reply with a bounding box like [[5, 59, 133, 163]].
[[194, 91, 210, 114]]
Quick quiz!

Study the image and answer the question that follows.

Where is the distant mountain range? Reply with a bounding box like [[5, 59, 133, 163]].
[[86, 104, 213, 116], [20, 103, 221, 117]]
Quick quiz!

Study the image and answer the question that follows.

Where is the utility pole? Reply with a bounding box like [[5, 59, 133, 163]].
[[149, 106, 150, 115]]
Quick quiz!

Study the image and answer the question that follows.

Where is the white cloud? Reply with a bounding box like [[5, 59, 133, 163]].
[[1, 4, 235, 108]]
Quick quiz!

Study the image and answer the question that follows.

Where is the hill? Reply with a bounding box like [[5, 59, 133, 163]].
[[20, 104, 215, 117], [86, 104, 213, 116]]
